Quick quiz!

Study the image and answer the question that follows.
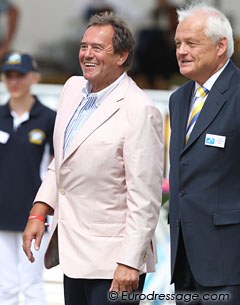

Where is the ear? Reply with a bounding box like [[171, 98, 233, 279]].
[[31, 72, 41, 84], [117, 51, 129, 66], [217, 37, 227, 56]]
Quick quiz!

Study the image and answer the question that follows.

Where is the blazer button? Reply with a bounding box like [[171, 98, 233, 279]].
[[179, 191, 185, 197], [59, 188, 65, 195]]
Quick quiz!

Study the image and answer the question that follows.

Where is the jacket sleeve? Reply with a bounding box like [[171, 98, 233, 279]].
[[34, 158, 58, 211], [118, 102, 164, 270]]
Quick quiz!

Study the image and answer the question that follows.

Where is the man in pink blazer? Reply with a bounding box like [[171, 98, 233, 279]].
[[22, 11, 163, 305]]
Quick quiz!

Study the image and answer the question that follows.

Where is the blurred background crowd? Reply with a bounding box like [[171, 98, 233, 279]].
[[2, 0, 240, 90]]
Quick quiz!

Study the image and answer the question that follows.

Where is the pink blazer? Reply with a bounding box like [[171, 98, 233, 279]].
[[35, 74, 164, 279]]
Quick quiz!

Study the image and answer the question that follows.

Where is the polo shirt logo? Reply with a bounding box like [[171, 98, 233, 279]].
[[28, 129, 46, 145]]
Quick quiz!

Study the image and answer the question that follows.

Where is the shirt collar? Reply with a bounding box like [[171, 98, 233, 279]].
[[195, 60, 229, 92], [2, 96, 39, 117], [82, 72, 126, 107]]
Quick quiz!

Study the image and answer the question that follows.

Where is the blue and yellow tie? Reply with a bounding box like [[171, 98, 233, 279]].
[[185, 86, 209, 143]]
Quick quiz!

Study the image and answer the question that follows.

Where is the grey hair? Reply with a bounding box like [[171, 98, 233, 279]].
[[177, 1, 234, 58], [87, 11, 135, 70]]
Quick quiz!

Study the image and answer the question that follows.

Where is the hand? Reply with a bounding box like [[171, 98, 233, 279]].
[[110, 263, 140, 293], [22, 219, 45, 263]]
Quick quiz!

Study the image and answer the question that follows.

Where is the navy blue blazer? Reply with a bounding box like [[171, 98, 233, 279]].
[[169, 60, 240, 286]]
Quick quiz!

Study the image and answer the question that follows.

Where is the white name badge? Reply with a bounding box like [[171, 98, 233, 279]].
[[0, 130, 10, 144], [205, 133, 226, 148]]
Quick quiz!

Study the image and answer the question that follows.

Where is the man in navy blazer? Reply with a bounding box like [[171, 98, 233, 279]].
[[169, 3, 240, 304]]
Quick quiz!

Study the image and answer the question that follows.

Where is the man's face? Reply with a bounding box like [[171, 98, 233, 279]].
[[175, 14, 226, 84], [79, 25, 127, 92]]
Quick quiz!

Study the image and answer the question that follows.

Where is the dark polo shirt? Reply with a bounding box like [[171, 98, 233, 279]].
[[0, 96, 55, 231]]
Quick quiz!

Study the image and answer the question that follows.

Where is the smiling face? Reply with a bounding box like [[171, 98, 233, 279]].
[[175, 13, 228, 84], [79, 25, 128, 92]]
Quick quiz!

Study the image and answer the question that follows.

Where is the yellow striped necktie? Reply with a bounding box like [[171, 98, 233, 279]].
[[186, 86, 209, 143]]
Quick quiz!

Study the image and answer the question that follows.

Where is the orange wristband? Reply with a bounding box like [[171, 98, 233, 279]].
[[28, 214, 49, 227]]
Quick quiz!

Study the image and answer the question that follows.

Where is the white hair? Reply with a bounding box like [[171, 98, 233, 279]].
[[177, 1, 234, 58]]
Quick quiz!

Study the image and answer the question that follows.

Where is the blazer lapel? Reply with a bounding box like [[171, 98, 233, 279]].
[[177, 82, 195, 152], [58, 91, 85, 162], [182, 61, 234, 153], [62, 77, 130, 162], [183, 90, 226, 151]]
